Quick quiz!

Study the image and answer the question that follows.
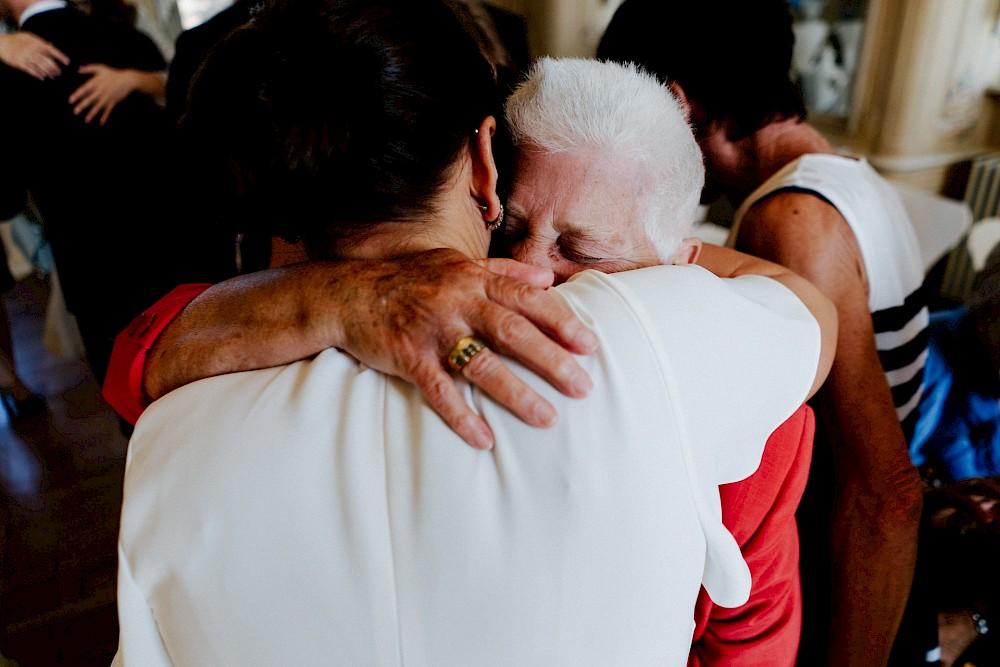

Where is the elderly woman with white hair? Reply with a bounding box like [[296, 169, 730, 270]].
[[500, 57, 706, 278], [503, 56, 821, 667], [112, 1, 835, 663]]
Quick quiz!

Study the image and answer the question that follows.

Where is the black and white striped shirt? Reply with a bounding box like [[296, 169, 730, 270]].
[[729, 153, 929, 439]]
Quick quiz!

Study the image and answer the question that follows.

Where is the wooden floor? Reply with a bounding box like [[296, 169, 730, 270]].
[[0, 273, 126, 666]]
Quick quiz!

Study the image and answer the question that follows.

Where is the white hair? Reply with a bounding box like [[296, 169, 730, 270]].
[[505, 57, 705, 261]]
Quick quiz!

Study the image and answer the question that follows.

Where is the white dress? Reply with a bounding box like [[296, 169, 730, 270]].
[[113, 265, 820, 666]]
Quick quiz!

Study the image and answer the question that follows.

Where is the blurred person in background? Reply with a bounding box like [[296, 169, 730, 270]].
[[0, 0, 207, 389]]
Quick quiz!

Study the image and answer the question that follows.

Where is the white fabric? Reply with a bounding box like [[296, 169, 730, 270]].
[[43, 267, 85, 361], [969, 218, 1000, 272], [128, 0, 180, 63], [17, 0, 66, 26], [114, 265, 820, 666], [729, 153, 929, 423], [729, 154, 925, 315], [890, 182, 972, 273]]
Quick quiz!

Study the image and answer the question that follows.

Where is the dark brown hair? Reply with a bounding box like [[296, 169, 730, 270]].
[[597, 0, 807, 141], [183, 0, 501, 251]]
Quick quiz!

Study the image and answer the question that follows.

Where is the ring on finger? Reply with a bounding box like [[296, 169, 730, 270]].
[[447, 336, 487, 372]]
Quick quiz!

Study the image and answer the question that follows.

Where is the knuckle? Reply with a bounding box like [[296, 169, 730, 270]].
[[490, 311, 530, 346], [424, 373, 456, 407], [461, 348, 501, 381], [489, 273, 527, 300], [550, 353, 579, 382]]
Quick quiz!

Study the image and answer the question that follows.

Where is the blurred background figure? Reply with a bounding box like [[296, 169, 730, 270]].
[[912, 241, 1000, 485], [0, 0, 190, 388], [788, 0, 859, 115], [917, 477, 1000, 665]]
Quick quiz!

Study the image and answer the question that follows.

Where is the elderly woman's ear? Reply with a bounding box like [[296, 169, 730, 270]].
[[668, 82, 692, 121], [668, 237, 703, 265], [668, 81, 711, 130], [470, 115, 502, 221]]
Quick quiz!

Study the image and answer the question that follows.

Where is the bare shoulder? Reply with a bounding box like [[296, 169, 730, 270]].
[[737, 190, 867, 292]]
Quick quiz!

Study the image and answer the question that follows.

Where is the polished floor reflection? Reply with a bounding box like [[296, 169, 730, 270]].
[[0, 273, 126, 666]]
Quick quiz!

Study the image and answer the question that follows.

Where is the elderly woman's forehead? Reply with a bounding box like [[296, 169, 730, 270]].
[[514, 149, 646, 221]]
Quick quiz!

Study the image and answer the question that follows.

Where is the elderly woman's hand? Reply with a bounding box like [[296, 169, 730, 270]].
[[0, 32, 69, 80], [143, 248, 599, 451], [336, 248, 599, 449]]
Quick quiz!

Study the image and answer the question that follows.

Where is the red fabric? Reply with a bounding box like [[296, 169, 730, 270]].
[[102, 283, 213, 425], [689, 404, 815, 667]]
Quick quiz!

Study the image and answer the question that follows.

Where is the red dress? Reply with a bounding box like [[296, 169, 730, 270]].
[[690, 405, 814, 667]]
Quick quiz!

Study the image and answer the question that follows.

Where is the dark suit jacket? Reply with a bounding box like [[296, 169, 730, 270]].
[[0, 6, 206, 382], [0, 7, 168, 220], [165, 0, 277, 275], [166, 0, 259, 126]]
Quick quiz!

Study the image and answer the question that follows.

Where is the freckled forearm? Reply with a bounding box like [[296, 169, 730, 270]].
[[143, 263, 349, 400]]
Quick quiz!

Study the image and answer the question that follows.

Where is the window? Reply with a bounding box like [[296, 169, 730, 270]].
[[789, 0, 869, 117]]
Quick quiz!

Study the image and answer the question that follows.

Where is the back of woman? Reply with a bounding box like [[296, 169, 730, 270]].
[[112, 0, 825, 664], [118, 264, 819, 665]]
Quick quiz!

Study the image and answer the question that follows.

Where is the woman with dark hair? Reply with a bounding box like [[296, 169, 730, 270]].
[[112, 1, 834, 663]]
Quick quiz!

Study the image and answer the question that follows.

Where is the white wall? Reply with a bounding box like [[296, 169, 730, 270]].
[[487, 0, 623, 58]]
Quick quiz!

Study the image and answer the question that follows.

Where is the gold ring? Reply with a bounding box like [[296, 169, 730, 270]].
[[447, 336, 486, 372]]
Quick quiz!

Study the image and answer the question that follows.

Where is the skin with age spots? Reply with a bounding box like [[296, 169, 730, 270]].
[[505, 146, 662, 283], [505, 144, 703, 281]]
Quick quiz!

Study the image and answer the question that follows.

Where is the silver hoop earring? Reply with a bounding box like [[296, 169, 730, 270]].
[[485, 204, 504, 232]]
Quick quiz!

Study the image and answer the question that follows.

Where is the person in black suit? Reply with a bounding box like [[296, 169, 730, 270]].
[[162, 0, 273, 274], [0, 0, 204, 386], [165, 0, 260, 126]]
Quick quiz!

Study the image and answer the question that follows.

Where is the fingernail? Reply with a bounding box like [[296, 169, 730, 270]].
[[471, 423, 494, 450], [572, 372, 592, 396], [579, 329, 599, 351], [534, 401, 557, 427]]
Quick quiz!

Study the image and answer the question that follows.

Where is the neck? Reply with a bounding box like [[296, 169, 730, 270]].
[[7, 0, 30, 22], [331, 196, 490, 262], [746, 117, 835, 184], [333, 221, 485, 261], [324, 150, 493, 261]]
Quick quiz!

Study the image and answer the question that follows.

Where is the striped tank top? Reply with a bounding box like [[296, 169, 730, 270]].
[[727, 154, 929, 438]]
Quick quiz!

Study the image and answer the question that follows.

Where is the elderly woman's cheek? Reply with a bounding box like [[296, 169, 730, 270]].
[[510, 238, 554, 270]]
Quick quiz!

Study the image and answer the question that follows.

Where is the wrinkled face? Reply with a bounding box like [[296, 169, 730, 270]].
[[504, 146, 659, 284]]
